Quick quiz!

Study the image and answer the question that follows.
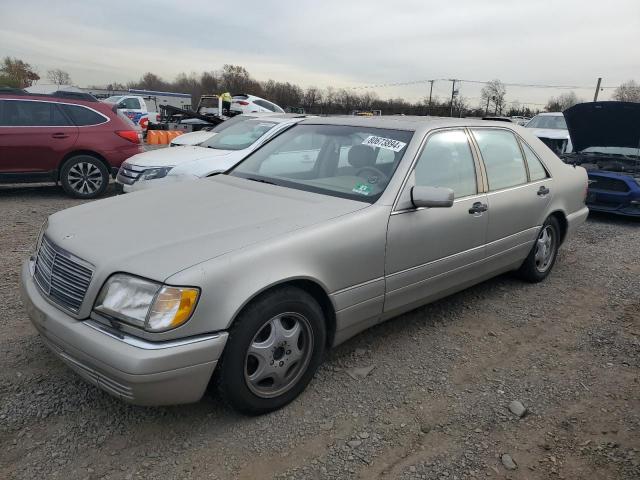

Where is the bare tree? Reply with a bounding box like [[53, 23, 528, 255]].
[[47, 68, 72, 85], [546, 91, 581, 112], [480, 79, 507, 115], [612, 80, 640, 102]]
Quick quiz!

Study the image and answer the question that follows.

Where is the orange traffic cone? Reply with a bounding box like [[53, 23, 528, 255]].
[[147, 130, 158, 144]]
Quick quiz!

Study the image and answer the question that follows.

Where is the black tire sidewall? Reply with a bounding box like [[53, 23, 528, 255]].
[[519, 216, 561, 282], [60, 155, 109, 199], [217, 287, 326, 415]]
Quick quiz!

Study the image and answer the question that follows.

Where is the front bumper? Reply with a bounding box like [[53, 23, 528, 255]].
[[20, 260, 228, 406]]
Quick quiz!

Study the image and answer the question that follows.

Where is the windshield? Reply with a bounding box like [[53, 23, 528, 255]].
[[526, 115, 567, 130], [103, 95, 123, 104], [210, 115, 256, 133], [200, 119, 276, 150], [230, 124, 414, 203], [583, 146, 640, 157]]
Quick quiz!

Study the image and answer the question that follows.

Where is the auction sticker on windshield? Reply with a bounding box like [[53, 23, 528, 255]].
[[352, 182, 373, 196], [362, 136, 407, 152]]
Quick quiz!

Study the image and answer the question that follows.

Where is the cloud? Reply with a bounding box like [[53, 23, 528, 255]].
[[1, 0, 638, 105]]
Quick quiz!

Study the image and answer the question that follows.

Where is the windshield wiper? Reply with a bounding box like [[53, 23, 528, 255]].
[[245, 177, 276, 185]]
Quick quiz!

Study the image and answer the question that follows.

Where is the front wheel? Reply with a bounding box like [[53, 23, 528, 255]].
[[517, 216, 561, 282], [216, 286, 326, 415], [60, 155, 109, 199]]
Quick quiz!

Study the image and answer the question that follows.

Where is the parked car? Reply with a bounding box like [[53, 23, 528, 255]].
[[117, 115, 310, 192], [169, 113, 293, 147], [21, 116, 588, 414], [0, 92, 143, 198], [525, 112, 572, 155], [511, 116, 531, 126], [562, 101, 640, 217], [102, 90, 190, 132], [231, 94, 284, 114]]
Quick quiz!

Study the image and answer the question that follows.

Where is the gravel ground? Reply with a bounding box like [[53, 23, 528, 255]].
[[1, 183, 639, 480]]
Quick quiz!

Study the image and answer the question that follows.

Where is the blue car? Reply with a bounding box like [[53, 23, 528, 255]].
[[562, 102, 640, 217]]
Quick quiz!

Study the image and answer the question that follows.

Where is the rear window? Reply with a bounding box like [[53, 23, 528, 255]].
[[0, 100, 71, 126], [200, 119, 277, 151], [526, 115, 567, 130], [61, 104, 108, 126]]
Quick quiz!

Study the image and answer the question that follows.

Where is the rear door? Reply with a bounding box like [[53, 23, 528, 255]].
[[470, 128, 553, 261], [0, 99, 78, 174]]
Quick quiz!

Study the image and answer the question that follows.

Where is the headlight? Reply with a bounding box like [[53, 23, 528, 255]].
[[94, 274, 199, 332], [140, 167, 173, 181]]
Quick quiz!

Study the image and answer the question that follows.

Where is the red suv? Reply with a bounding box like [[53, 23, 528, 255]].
[[0, 91, 143, 198]]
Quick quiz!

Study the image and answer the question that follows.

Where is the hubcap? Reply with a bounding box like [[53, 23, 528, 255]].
[[534, 225, 556, 272], [67, 162, 103, 195], [244, 312, 313, 398]]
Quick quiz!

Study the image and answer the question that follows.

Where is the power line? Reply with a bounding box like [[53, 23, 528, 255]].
[[346, 77, 618, 91]]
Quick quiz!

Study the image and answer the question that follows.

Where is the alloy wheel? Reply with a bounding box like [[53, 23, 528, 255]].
[[534, 225, 556, 272], [67, 162, 104, 195], [244, 312, 314, 399]]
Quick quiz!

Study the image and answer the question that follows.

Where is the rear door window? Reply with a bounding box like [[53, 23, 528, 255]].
[[0, 100, 71, 126], [253, 99, 278, 112], [472, 129, 528, 190], [61, 104, 108, 126], [520, 141, 548, 181]]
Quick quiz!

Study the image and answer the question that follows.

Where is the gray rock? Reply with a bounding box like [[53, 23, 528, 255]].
[[347, 440, 362, 448], [346, 364, 376, 380], [501, 454, 517, 470], [508, 400, 527, 418]]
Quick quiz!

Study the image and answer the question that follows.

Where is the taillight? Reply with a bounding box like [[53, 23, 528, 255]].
[[237, 101, 249, 106], [116, 130, 140, 144], [156, 113, 160, 122]]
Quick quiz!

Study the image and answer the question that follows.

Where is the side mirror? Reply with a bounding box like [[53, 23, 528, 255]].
[[410, 186, 454, 208]]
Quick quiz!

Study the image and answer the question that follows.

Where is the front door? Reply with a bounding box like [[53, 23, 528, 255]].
[[385, 129, 488, 314]]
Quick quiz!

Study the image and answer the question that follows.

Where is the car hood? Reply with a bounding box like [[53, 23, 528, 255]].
[[45, 175, 366, 281], [126, 146, 232, 168], [527, 128, 569, 140], [564, 102, 640, 152], [171, 131, 217, 146]]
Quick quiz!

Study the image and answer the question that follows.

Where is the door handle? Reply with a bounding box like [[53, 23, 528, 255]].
[[468, 202, 488, 214], [537, 185, 550, 196], [52, 133, 69, 139]]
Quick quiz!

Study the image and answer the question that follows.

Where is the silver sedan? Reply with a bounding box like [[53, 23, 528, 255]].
[[21, 116, 589, 414]]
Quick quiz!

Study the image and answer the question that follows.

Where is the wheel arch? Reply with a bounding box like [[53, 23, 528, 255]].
[[229, 277, 337, 350], [548, 209, 568, 245]]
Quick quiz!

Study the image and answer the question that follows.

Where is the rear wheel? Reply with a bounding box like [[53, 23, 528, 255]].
[[517, 216, 561, 282], [216, 286, 326, 415], [60, 155, 109, 199]]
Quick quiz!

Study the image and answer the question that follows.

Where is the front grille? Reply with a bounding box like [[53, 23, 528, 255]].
[[589, 177, 630, 193], [34, 236, 93, 313], [116, 163, 146, 185]]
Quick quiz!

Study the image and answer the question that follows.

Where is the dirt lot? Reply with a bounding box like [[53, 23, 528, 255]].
[[1, 183, 639, 480]]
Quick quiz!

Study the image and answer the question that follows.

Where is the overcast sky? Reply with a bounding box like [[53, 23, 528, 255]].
[[1, 0, 639, 108]]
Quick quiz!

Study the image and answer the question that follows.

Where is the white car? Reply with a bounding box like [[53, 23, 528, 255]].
[[231, 94, 284, 114], [117, 115, 309, 192], [525, 112, 572, 155], [170, 113, 292, 147]]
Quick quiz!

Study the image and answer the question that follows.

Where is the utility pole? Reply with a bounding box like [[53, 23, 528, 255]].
[[593, 77, 602, 101], [484, 96, 490, 116], [427, 80, 434, 116], [449, 79, 457, 117]]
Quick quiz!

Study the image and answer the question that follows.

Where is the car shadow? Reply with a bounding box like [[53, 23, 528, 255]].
[[587, 210, 640, 225], [0, 182, 119, 200]]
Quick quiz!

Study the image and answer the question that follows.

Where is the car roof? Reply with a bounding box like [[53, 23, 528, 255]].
[[244, 114, 314, 124], [0, 93, 102, 108], [297, 115, 516, 134], [535, 112, 563, 117]]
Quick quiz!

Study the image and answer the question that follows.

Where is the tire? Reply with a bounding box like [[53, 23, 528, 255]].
[[517, 216, 561, 282], [60, 155, 109, 199], [216, 286, 327, 415]]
